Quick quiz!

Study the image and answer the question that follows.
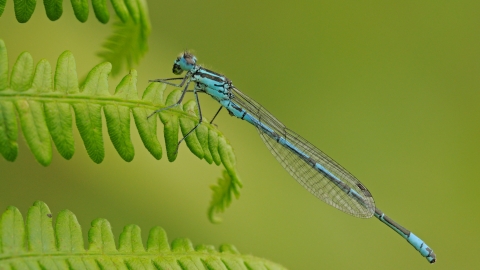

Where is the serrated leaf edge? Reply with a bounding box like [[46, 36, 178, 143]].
[[0, 201, 288, 270], [0, 39, 240, 223]]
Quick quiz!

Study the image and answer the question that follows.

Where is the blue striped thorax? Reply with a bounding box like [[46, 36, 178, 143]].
[[175, 52, 233, 102]]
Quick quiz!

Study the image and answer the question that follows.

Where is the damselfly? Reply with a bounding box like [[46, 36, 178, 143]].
[[148, 52, 436, 263]]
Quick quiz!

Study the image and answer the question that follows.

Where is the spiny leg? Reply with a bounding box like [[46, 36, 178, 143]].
[[210, 106, 223, 124], [175, 90, 204, 154], [147, 78, 192, 119], [149, 72, 191, 87]]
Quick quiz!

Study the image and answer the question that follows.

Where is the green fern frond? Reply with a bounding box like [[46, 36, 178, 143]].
[[0, 0, 142, 23], [0, 39, 241, 222], [97, 17, 149, 77], [97, 0, 150, 76], [0, 0, 151, 77], [209, 170, 243, 224], [0, 201, 288, 269]]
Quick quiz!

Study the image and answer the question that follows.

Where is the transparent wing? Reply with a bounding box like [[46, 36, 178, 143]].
[[232, 88, 375, 218]]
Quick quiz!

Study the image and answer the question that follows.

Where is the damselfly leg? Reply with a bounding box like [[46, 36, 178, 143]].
[[176, 89, 204, 151], [148, 73, 191, 87], [210, 106, 223, 124], [147, 77, 192, 119], [147, 78, 206, 153]]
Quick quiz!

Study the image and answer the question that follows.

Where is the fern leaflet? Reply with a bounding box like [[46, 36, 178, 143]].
[[0, 0, 151, 76], [209, 170, 243, 224], [0, 39, 241, 222], [0, 201, 288, 269]]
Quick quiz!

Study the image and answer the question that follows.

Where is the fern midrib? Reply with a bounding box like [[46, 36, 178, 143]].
[[0, 251, 261, 262], [0, 90, 205, 124]]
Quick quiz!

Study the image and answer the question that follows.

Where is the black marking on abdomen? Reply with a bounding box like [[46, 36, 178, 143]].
[[306, 157, 316, 167], [202, 67, 226, 77], [198, 71, 225, 83], [270, 131, 281, 142], [383, 213, 411, 235], [356, 183, 372, 197], [230, 102, 243, 113]]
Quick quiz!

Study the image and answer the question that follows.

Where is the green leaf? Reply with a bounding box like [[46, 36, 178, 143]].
[[2, 1, 152, 77], [73, 102, 104, 163], [0, 201, 288, 269], [132, 82, 164, 160], [124, 0, 139, 23], [54, 51, 79, 94], [209, 129, 222, 165], [0, 101, 18, 161], [0, 0, 6, 17], [197, 123, 213, 164], [15, 98, 52, 166], [43, 0, 62, 21], [104, 69, 137, 161], [0, 39, 7, 90], [97, 0, 151, 76], [0, 39, 242, 221], [42, 51, 77, 160], [146, 226, 170, 252], [97, 17, 149, 77], [208, 170, 243, 223], [13, 0, 36, 23], [118, 224, 144, 253], [73, 61, 111, 163], [11, 51, 33, 92], [181, 100, 204, 160], [32, 59, 52, 93], [179, 99, 216, 165], [70, 0, 88, 22], [111, 0, 129, 23], [88, 218, 117, 253], [55, 209, 84, 252], [26, 201, 55, 252], [0, 206, 25, 254], [92, 0, 108, 23], [160, 89, 182, 162], [44, 100, 74, 159]]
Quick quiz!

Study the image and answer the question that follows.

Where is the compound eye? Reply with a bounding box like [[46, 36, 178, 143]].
[[172, 64, 183, 75]]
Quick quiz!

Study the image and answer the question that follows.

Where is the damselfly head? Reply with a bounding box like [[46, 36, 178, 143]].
[[173, 51, 197, 75]]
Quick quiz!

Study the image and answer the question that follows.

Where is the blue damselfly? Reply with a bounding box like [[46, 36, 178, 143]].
[[148, 52, 436, 263]]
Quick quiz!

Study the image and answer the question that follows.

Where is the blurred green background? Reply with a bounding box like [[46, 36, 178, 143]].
[[1, 1, 479, 269]]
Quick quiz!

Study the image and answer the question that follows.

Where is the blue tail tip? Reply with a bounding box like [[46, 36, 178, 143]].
[[428, 251, 436, 264]]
